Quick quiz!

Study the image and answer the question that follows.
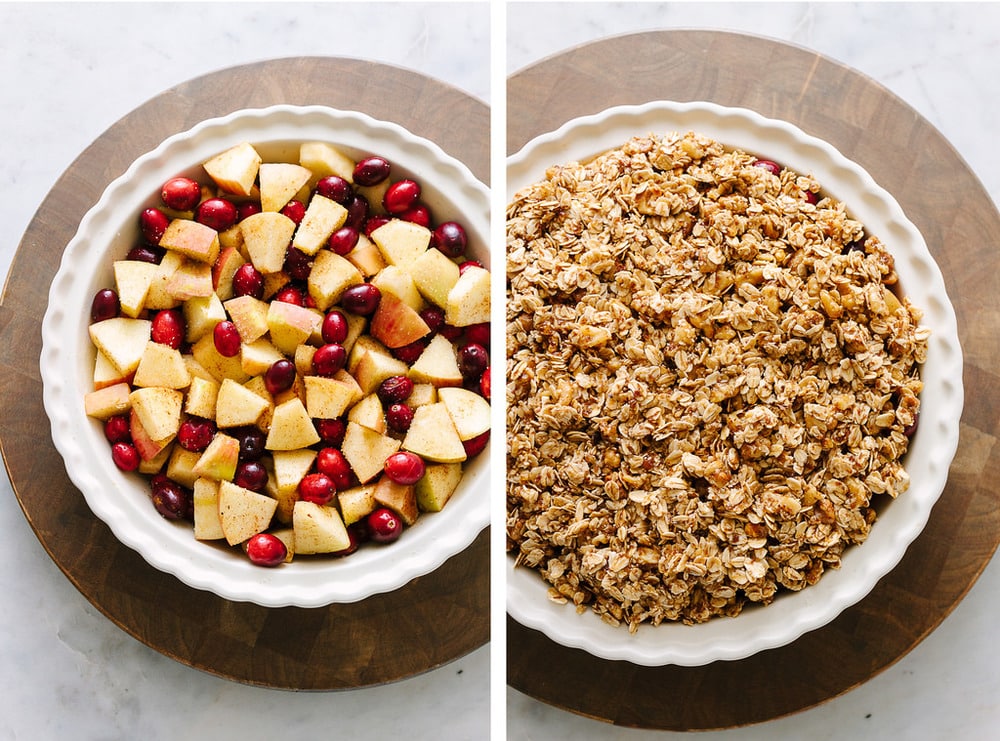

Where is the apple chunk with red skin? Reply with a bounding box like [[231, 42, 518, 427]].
[[369, 292, 431, 349], [160, 219, 221, 265]]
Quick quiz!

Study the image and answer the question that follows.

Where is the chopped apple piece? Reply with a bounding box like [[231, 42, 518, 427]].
[[307, 250, 363, 311], [402, 402, 467, 463], [408, 383, 438, 408], [93, 351, 132, 390], [259, 162, 312, 212], [215, 378, 270, 428], [299, 141, 355, 182], [132, 342, 191, 389], [184, 376, 219, 419], [267, 300, 322, 355], [445, 265, 490, 327], [346, 393, 386, 433], [239, 338, 283, 376], [269, 526, 296, 561], [192, 477, 225, 540], [341, 421, 401, 483], [265, 397, 320, 450], [371, 264, 426, 312], [218, 480, 278, 546], [371, 219, 431, 268], [166, 447, 203, 488], [304, 375, 360, 419], [191, 332, 250, 383], [293, 500, 351, 554], [84, 382, 132, 420], [192, 432, 241, 481], [373, 476, 418, 526], [271, 449, 317, 493], [292, 194, 348, 255], [113, 260, 158, 317], [89, 317, 151, 376], [183, 292, 226, 343], [408, 333, 463, 387], [345, 233, 387, 277], [240, 211, 296, 274], [407, 247, 461, 309], [337, 484, 377, 525], [129, 386, 183, 442], [165, 260, 214, 300], [369, 292, 431, 349], [138, 441, 173, 475], [224, 295, 270, 344], [294, 343, 317, 377], [211, 245, 246, 301], [438, 387, 491, 440], [160, 219, 221, 265], [129, 407, 174, 461], [203, 142, 262, 196], [143, 251, 184, 310], [351, 341, 410, 395], [415, 462, 463, 512]]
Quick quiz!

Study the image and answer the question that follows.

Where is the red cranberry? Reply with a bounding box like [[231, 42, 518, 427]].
[[245, 533, 287, 567], [274, 285, 304, 305], [353, 156, 391, 186], [440, 323, 464, 341], [459, 259, 484, 275], [316, 448, 353, 489], [341, 283, 381, 316], [377, 375, 414, 405], [367, 507, 403, 543], [150, 478, 192, 520], [386, 403, 414, 433], [904, 411, 919, 438], [431, 221, 467, 258], [384, 451, 425, 485], [232, 263, 264, 298], [419, 307, 445, 334], [328, 226, 360, 255], [234, 460, 268, 492], [321, 310, 348, 344], [140, 207, 170, 245], [332, 524, 363, 557], [458, 343, 489, 380], [312, 343, 347, 377], [195, 198, 238, 231], [399, 203, 431, 227], [111, 441, 139, 471], [383, 180, 421, 214], [283, 246, 313, 281], [343, 194, 370, 231], [151, 308, 185, 349], [103, 414, 131, 444], [264, 359, 297, 395], [178, 417, 216, 452], [237, 202, 261, 221], [480, 366, 491, 401], [364, 215, 392, 237], [315, 175, 352, 204], [464, 322, 490, 347], [315, 418, 347, 447], [161, 177, 202, 211], [234, 426, 266, 461], [90, 289, 119, 323], [213, 320, 241, 357], [126, 244, 164, 264], [298, 472, 335, 505], [463, 430, 490, 458], [281, 199, 306, 224], [753, 159, 782, 176], [391, 340, 427, 364], [804, 190, 819, 205]]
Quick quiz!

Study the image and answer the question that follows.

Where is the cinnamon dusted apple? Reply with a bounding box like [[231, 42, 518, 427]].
[[84, 140, 490, 566]]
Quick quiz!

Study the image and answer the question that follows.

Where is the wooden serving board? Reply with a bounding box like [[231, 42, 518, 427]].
[[0, 58, 489, 690], [507, 30, 1000, 730]]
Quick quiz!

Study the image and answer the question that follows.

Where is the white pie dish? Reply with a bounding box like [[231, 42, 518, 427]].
[[40, 104, 490, 608], [506, 100, 963, 666]]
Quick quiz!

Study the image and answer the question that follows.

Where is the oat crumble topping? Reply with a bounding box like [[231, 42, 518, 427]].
[[506, 131, 929, 628]]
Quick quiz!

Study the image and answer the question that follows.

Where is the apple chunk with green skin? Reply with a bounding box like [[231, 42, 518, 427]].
[[292, 194, 348, 255], [267, 300, 322, 355], [438, 387, 491, 440], [341, 421, 401, 483], [259, 162, 312, 213], [402, 402, 467, 463], [369, 292, 431, 349], [240, 211, 296, 274], [415, 462, 463, 512], [89, 317, 151, 376], [129, 386, 183, 442], [445, 264, 490, 327], [293, 500, 351, 554], [192, 432, 241, 481], [218, 480, 278, 546], [160, 219, 221, 265], [203, 141, 262, 196]]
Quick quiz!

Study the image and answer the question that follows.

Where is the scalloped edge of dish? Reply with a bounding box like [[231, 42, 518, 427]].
[[41, 105, 490, 608], [506, 101, 964, 666]]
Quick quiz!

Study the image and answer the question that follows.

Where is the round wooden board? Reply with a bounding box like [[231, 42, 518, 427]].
[[0, 57, 489, 690], [507, 30, 1000, 730]]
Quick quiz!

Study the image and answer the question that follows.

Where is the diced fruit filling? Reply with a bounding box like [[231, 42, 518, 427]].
[[84, 140, 490, 567]]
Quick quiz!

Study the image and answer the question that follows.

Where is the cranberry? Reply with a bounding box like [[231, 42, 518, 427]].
[[151, 478, 192, 520], [392, 339, 427, 364], [232, 263, 264, 299], [364, 215, 391, 237], [264, 359, 296, 395], [316, 448, 353, 489], [367, 507, 403, 543], [440, 323, 464, 341], [298, 472, 335, 505], [464, 322, 490, 347], [161, 177, 202, 211], [328, 226, 359, 255], [126, 244, 164, 264], [383, 179, 420, 214], [431, 222, 467, 258], [151, 308, 185, 349], [103, 414, 131, 444], [458, 343, 489, 380], [459, 259, 484, 275], [377, 375, 414, 405], [384, 451, 425, 485], [480, 366, 491, 401], [463, 430, 490, 458], [111, 441, 139, 471], [237, 202, 261, 221], [315, 418, 346, 446], [90, 288, 119, 323], [321, 310, 349, 344], [353, 156, 391, 186], [274, 285, 304, 305], [245, 533, 287, 567], [315, 175, 352, 204], [313, 343, 347, 377], [214, 320, 241, 357], [195, 197, 238, 231], [905, 411, 919, 438], [283, 247, 313, 281], [804, 190, 819, 205], [178, 417, 216, 452], [234, 460, 268, 492], [281, 199, 306, 224], [399, 203, 431, 227], [140, 207, 170, 245], [419, 307, 445, 333], [753, 159, 782, 176], [343, 194, 370, 232], [386, 403, 414, 433], [234, 426, 266, 461], [341, 283, 381, 316]]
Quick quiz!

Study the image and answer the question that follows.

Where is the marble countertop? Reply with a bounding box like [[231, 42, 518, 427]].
[[3, 2, 999, 740], [506, 3, 1000, 740]]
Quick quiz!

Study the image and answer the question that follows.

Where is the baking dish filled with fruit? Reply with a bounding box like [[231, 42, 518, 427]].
[[41, 105, 490, 607]]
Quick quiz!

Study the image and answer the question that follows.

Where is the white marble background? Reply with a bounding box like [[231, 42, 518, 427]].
[[506, 2, 1000, 740], [0, 3, 489, 741]]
